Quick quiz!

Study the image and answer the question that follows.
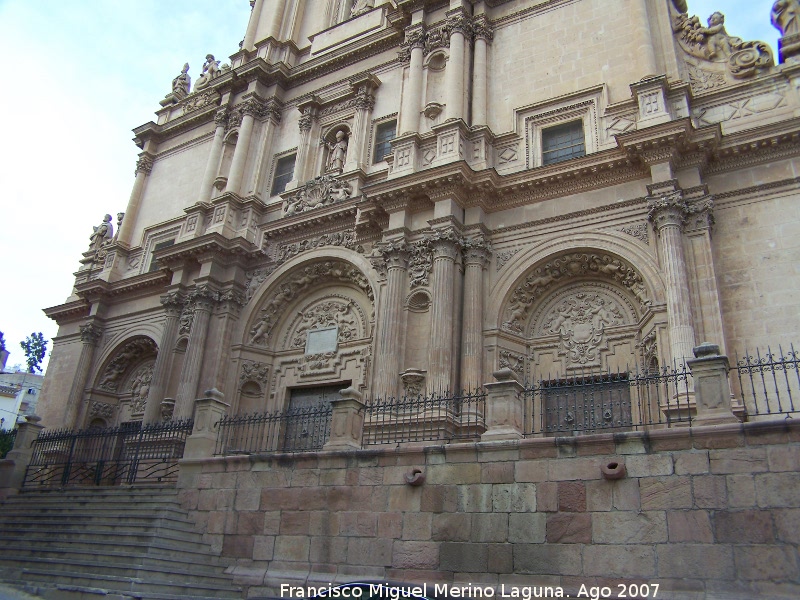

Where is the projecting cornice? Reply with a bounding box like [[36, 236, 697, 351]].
[[73, 270, 171, 305], [155, 232, 261, 269], [43, 299, 90, 325]]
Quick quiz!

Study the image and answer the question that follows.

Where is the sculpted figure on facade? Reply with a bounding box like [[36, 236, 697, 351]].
[[172, 63, 191, 96], [194, 54, 221, 90], [773, 0, 800, 36], [89, 214, 113, 253], [350, 0, 374, 18], [326, 130, 349, 173]]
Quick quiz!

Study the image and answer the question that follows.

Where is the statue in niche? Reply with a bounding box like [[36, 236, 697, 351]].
[[773, 0, 800, 37], [172, 63, 191, 96], [350, 0, 375, 17], [194, 54, 221, 90], [89, 214, 113, 253], [326, 130, 349, 173]]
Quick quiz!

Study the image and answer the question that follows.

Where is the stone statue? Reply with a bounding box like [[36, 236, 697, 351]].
[[172, 63, 191, 96], [350, 0, 375, 17], [698, 12, 738, 59], [194, 54, 221, 90], [326, 130, 348, 173], [89, 214, 113, 253], [773, 0, 800, 37]]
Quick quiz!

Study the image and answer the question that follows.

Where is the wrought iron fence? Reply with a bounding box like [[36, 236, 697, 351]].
[[524, 365, 693, 436], [735, 344, 799, 418], [22, 419, 193, 488], [362, 389, 487, 445], [0, 428, 16, 458], [215, 403, 332, 456]]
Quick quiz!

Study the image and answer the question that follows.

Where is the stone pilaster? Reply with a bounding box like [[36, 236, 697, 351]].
[[323, 387, 366, 451], [444, 9, 471, 122], [242, 0, 264, 52], [117, 152, 154, 247], [1, 416, 45, 491], [246, 100, 283, 197], [288, 97, 321, 189], [460, 237, 491, 390], [399, 26, 425, 135], [374, 242, 408, 399], [198, 108, 229, 202], [648, 186, 696, 365], [63, 322, 102, 430], [174, 286, 219, 419], [344, 76, 379, 173], [471, 16, 493, 127], [227, 98, 263, 195], [144, 292, 184, 424], [427, 228, 463, 393], [481, 368, 525, 441]]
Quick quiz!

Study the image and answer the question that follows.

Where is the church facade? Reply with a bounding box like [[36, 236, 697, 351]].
[[38, 0, 800, 433]]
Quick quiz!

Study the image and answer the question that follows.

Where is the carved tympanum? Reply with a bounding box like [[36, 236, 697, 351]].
[[98, 338, 158, 392]]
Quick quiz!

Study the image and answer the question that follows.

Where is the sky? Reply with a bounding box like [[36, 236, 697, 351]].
[[0, 0, 781, 373]]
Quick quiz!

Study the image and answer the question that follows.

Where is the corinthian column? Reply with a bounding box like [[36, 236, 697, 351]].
[[399, 26, 425, 135], [64, 322, 103, 429], [648, 191, 696, 364], [243, 0, 265, 52], [471, 16, 493, 127], [174, 286, 219, 420], [374, 243, 408, 399], [143, 292, 184, 424], [227, 98, 263, 195], [444, 9, 471, 122], [288, 99, 320, 188], [461, 237, 491, 390], [117, 153, 154, 247], [198, 108, 229, 202], [427, 229, 463, 393], [345, 77, 378, 172]]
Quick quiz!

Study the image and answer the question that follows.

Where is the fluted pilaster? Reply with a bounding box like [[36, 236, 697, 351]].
[[144, 292, 184, 423], [444, 9, 471, 122], [648, 191, 696, 364], [427, 230, 463, 392], [471, 16, 493, 127], [399, 27, 425, 134], [64, 322, 102, 429], [461, 238, 491, 390], [227, 99, 262, 194], [117, 153, 154, 246], [198, 108, 228, 201], [174, 286, 219, 419], [374, 243, 408, 399]]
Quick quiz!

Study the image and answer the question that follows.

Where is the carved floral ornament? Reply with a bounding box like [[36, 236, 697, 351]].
[[283, 175, 352, 217], [502, 253, 650, 334], [240, 360, 270, 387], [248, 260, 374, 347], [670, 1, 773, 86]]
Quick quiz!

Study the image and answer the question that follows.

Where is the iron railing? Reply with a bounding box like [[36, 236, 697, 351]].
[[735, 344, 800, 418], [362, 389, 487, 445], [524, 365, 693, 436], [22, 419, 193, 488], [0, 428, 16, 458], [215, 403, 332, 456]]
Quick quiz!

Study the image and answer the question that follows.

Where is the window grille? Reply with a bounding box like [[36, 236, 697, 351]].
[[542, 120, 585, 165]]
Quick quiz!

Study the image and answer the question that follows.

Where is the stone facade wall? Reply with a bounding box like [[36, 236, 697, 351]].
[[178, 420, 800, 599]]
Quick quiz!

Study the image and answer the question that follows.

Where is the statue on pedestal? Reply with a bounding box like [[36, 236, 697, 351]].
[[89, 214, 113, 253]]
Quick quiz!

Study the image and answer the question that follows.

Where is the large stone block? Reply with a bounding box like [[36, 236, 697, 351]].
[[238, 511, 265, 535], [514, 544, 582, 575], [667, 510, 714, 543], [492, 483, 536, 512], [639, 476, 692, 510], [253, 535, 276, 561], [774, 508, 800, 544], [274, 536, 310, 562], [392, 541, 439, 569], [583, 545, 656, 578], [709, 448, 768, 474], [347, 538, 393, 567], [713, 509, 775, 544], [536, 482, 559, 512], [421, 485, 458, 513], [625, 454, 674, 477], [656, 544, 734, 579], [692, 475, 728, 509], [508, 513, 546, 544], [309, 536, 348, 565], [338, 511, 377, 537], [487, 543, 514, 574], [611, 478, 641, 511], [402, 512, 432, 540], [378, 512, 402, 539], [223, 534, 255, 559], [471, 513, 509, 543], [426, 463, 481, 485], [767, 445, 800, 472], [432, 513, 472, 542], [440, 542, 488, 572], [457, 484, 493, 512], [734, 546, 799, 581], [546, 513, 592, 544], [585, 480, 612, 512], [515, 460, 549, 482], [755, 472, 800, 507], [280, 511, 310, 536], [558, 481, 586, 512], [482, 462, 515, 483], [726, 474, 756, 508], [593, 511, 668, 544], [674, 451, 710, 475]]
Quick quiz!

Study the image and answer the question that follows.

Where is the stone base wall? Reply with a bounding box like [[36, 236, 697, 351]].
[[177, 421, 800, 599]]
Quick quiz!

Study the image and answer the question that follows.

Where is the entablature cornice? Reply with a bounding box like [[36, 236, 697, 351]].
[[73, 270, 171, 305], [705, 116, 800, 174], [156, 233, 261, 269], [44, 299, 91, 325], [262, 205, 359, 243]]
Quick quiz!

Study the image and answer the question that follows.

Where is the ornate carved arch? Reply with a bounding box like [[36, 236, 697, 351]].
[[95, 337, 158, 393]]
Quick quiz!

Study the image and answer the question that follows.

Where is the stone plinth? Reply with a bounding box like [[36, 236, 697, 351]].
[[481, 368, 525, 441]]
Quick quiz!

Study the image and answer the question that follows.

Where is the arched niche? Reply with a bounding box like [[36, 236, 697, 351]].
[[90, 336, 158, 426]]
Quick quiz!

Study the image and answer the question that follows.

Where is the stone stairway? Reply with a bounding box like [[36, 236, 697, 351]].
[[0, 487, 242, 600]]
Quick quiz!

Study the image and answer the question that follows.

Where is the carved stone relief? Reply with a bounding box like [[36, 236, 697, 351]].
[[499, 350, 525, 376], [240, 360, 270, 389], [619, 222, 650, 244], [89, 402, 117, 419], [502, 253, 649, 334], [283, 175, 352, 216], [97, 338, 158, 392], [408, 240, 433, 288], [283, 297, 363, 351], [249, 261, 373, 347], [496, 247, 521, 272], [127, 363, 154, 415], [276, 231, 357, 264]]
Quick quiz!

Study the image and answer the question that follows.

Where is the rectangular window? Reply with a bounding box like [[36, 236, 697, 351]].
[[271, 154, 296, 196], [373, 120, 397, 163], [541, 120, 585, 166], [148, 239, 175, 272]]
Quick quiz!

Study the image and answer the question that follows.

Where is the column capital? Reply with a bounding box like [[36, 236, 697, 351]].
[[381, 240, 410, 269], [297, 95, 322, 132], [187, 284, 220, 311], [647, 190, 688, 231], [445, 8, 473, 39], [399, 25, 427, 63], [214, 107, 229, 127], [79, 321, 103, 345], [462, 236, 492, 267], [161, 290, 186, 315], [685, 196, 715, 232], [429, 227, 464, 261], [472, 15, 494, 42], [135, 152, 155, 176]]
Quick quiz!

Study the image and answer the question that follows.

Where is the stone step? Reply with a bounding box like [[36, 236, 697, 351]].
[[0, 530, 211, 553], [0, 533, 221, 560], [17, 567, 242, 598], [0, 516, 199, 534], [0, 542, 229, 568], [0, 556, 235, 586], [7, 580, 241, 600]]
